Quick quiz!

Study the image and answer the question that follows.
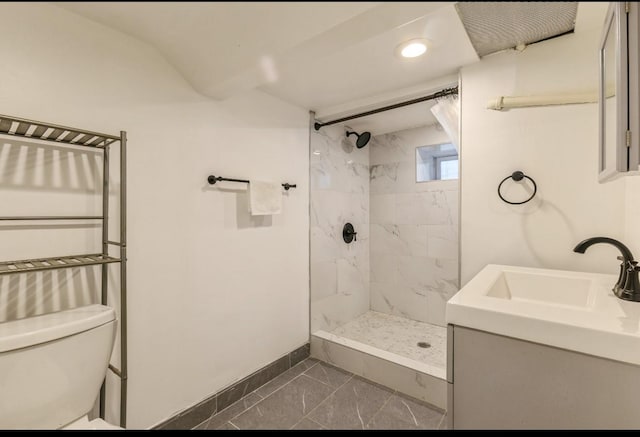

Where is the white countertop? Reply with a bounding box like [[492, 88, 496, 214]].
[[446, 264, 640, 366]]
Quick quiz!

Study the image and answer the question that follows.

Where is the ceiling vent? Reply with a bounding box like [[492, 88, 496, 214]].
[[455, 2, 578, 57]]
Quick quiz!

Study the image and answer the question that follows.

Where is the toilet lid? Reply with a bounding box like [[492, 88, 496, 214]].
[[0, 304, 115, 353]]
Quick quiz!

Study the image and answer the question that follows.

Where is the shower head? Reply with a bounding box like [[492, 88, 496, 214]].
[[346, 131, 371, 149]]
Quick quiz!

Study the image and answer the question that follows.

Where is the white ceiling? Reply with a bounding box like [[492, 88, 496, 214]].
[[55, 1, 474, 112], [320, 1, 610, 137], [258, 3, 477, 110], [54, 1, 609, 136]]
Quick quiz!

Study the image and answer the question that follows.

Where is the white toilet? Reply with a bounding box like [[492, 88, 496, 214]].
[[0, 304, 122, 429]]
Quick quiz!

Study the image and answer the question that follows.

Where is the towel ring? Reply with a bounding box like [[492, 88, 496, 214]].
[[497, 171, 537, 205]]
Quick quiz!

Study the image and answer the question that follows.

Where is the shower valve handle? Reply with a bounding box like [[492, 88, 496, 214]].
[[343, 223, 357, 244]]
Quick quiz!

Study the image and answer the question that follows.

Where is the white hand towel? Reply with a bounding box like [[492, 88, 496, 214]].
[[249, 180, 282, 215]]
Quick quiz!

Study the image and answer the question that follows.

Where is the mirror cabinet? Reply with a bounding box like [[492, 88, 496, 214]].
[[599, 2, 639, 182]]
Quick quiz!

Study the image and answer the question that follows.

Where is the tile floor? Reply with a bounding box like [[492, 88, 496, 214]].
[[193, 359, 447, 430]]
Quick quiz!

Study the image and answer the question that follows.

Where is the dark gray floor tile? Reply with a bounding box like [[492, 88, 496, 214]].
[[256, 358, 319, 398], [206, 392, 263, 430], [184, 395, 218, 429], [192, 419, 210, 430], [217, 421, 240, 430], [232, 375, 334, 430], [157, 413, 197, 430], [292, 418, 327, 430], [303, 361, 352, 388], [290, 343, 311, 367], [308, 375, 394, 430], [439, 413, 449, 430], [158, 395, 217, 430], [297, 357, 319, 370], [367, 412, 419, 430], [155, 415, 181, 430], [217, 355, 289, 411], [367, 393, 443, 430]]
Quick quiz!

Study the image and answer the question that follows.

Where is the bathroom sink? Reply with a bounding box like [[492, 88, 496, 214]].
[[485, 270, 594, 308], [446, 264, 640, 366]]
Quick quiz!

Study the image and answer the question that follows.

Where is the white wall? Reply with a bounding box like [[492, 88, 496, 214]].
[[460, 27, 626, 285], [0, 3, 309, 429], [369, 125, 458, 326]]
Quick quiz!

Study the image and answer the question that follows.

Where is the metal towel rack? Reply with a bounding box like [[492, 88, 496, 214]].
[[207, 175, 296, 191], [0, 113, 127, 428]]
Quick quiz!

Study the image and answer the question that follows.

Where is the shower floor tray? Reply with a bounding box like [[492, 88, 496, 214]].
[[331, 311, 446, 377]]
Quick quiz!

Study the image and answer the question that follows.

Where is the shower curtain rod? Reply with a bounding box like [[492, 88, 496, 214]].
[[313, 85, 458, 131]]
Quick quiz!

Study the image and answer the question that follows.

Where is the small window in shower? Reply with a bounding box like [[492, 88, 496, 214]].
[[416, 143, 458, 182]]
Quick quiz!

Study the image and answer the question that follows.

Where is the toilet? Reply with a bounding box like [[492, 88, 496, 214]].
[[0, 304, 122, 429]]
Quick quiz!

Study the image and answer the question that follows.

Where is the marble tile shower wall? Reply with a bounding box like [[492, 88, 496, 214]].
[[310, 124, 370, 333], [369, 125, 459, 326]]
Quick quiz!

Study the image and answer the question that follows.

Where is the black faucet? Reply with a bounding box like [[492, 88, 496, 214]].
[[573, 237, 640, 302]]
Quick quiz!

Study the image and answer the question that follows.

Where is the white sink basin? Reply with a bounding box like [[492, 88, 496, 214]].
[[485, 270, 595, 308], [447, 264, 640, 366]]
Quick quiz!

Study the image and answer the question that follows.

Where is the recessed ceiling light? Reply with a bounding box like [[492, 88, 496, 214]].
[[396, 39, 428, 58]]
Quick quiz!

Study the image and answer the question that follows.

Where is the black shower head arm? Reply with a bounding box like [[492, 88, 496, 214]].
[[345, 130, 371, 149]]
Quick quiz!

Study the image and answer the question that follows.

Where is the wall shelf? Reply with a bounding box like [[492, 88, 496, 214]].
[[0, 113, 120, 147], [0, 113, 128, 428], [0, 254, 120, 275]]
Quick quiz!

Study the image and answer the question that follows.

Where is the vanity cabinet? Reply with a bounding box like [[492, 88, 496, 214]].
[[598, 2, 640, 182], [447, 325, 640, 429]]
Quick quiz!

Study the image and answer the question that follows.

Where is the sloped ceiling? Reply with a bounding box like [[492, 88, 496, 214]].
[[55, 2, 477, 112], [54, 1, 609, 132]]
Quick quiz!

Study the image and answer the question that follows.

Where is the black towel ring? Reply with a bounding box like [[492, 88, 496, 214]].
[[497, 171, 537, 205]]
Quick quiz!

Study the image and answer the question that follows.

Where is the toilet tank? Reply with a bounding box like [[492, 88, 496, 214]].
[[0, 304, 116, 429]]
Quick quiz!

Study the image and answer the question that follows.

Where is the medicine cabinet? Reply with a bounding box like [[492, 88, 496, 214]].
[[599, 2, 640, 182]]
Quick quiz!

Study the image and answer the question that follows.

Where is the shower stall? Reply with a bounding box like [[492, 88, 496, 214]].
[[309, 88, 459, 410]]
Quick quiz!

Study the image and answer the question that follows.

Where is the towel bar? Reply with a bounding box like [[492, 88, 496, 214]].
[[207, 175, 296, 191]]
